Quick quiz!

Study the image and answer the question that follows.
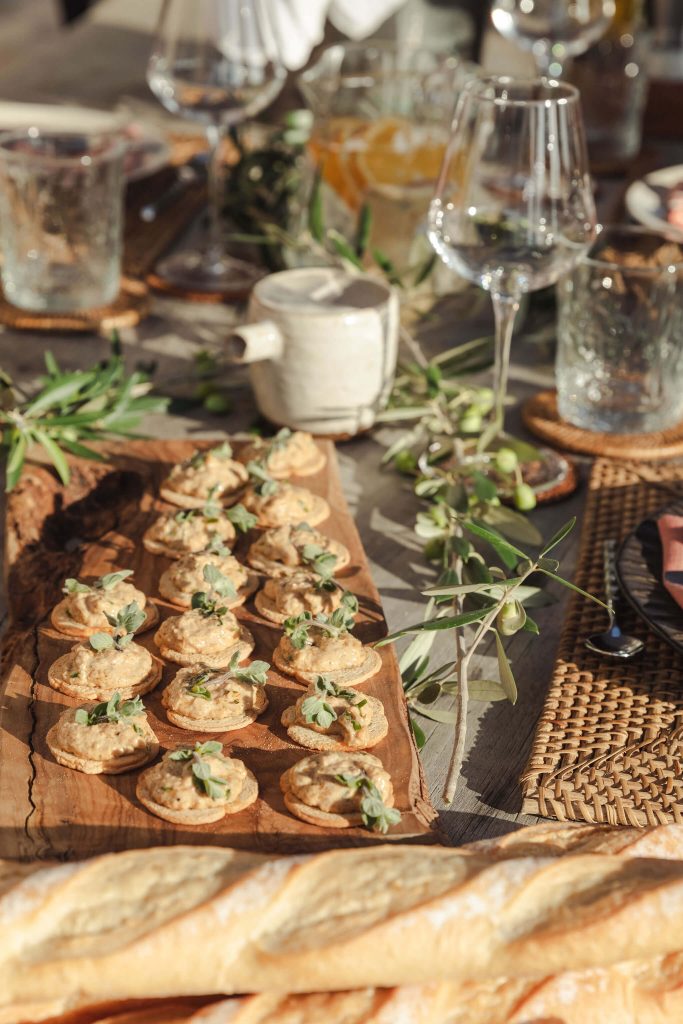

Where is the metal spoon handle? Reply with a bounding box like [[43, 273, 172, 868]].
[[603, 539, 619, 618]]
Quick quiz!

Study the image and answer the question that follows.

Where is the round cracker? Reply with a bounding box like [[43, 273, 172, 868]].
[[136, 766, 258, 824], [251, 493, 330, 530], [254, 586, 338, 626], [159, 483, 246, 510], [272, 644, 381, 688], [46, 725, 159, 775], [155, 624, 255, 670], [163, 687, 268, 733], [280, 768, 361, 829], [282, 699, 388, 752], [50, 599, 159, 639], [238, 445, 326, 479], [47, 654, 163, 702], [246, 539, 351, 578], [158, 570, 258, 611]]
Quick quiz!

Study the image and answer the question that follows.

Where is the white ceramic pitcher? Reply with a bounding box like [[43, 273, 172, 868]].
[[226, 268, 399, 437]]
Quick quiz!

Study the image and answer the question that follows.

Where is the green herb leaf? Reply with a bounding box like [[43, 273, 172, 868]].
[[89, 632, 114, 652], [226, 502, 258, 532]]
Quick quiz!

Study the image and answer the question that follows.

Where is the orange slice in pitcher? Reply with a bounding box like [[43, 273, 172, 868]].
[[308, 116, 367, 212], [354, 117, 447, 200]]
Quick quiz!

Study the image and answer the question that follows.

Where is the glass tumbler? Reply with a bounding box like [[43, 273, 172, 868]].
[[556, 226, 683, 433], [0, 130, 125, 313]]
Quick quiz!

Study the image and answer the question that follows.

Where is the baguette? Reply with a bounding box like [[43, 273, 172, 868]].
[[7, 842, 683, 1016]]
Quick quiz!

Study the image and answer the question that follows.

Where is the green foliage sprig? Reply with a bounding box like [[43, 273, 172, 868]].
[[63, 570, 134, 596], [191, 564, 237, 620], [169, 740, 229, 800], [301, 675, 367, 729], [334, 771, 402, 833], [74, 692, 145, 727], [186, 653, 269, 700], [283, 596, 359, 649], [89, 602, 146, 653], [0, 339, 167, 492]]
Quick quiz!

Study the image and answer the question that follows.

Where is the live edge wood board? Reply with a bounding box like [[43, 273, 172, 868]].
[[0, 439, 438, 860]]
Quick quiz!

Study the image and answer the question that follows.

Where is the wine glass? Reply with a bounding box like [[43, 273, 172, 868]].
[[147, 0, 286, 295], [491, 0, 615, 78], [428, 76, 596, 446]]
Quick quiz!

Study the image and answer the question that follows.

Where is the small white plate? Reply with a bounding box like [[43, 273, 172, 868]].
[[625, 164, 683, 240], [0, 102, 170, 182]]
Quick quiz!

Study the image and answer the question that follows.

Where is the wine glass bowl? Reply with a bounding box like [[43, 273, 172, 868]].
[[147, 0, 286, 294], [428, 76, 596, 440], [491, 0, 615, 77]]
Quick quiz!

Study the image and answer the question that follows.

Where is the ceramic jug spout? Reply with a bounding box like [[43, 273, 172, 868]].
[[226, 321, 284, 364]]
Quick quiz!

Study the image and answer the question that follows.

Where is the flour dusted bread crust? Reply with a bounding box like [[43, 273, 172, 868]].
[[47, 642, 163, 701], [238, 432, 326, 479], [46, 701, 159, 775], [241, 484, 329, 529], [9, 836, 683, 1017], [154, 609, 255, 669], [247, 524, 350, 577], [136, 749, 258, 824], [158, 552, 258, 610]]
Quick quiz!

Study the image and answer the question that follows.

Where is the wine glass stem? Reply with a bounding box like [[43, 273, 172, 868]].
[[491, 292, 520, 437], [206, 122, 227, 261]]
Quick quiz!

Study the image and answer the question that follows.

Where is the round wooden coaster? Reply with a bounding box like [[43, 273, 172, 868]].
[[0, 277, 149, 333], [522, 389, 683, 461], [146, 271, 257, 304]]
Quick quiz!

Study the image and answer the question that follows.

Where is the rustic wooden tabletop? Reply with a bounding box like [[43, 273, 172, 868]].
[[0, 0, 681, 847]]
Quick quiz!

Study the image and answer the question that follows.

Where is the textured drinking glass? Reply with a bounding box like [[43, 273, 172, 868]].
[[556, 226, 683, 433], [0, 130, 125, 313]]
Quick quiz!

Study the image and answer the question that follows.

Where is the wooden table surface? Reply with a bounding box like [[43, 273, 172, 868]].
[[0, 0, 681, 847]]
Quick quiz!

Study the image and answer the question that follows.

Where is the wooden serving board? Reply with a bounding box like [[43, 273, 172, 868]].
[[0, 440, 438, 860]]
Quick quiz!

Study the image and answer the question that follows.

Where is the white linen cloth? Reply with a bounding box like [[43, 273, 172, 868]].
[[270, 0, 408, 70]]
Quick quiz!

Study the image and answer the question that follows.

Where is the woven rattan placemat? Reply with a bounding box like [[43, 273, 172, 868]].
[[521, 458, 683, 827]]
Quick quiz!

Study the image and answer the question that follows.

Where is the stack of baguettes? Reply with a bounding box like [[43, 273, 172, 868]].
[[5, 822, 683, 1024]]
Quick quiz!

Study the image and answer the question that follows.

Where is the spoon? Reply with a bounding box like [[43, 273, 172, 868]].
[[584, 539, 645, 659]]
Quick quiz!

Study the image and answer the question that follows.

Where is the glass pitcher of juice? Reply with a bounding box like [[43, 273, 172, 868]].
[[298, 43, 475, 276]]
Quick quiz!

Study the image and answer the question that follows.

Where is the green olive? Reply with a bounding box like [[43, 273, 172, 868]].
[[494, 447, 518, 474], [423, 538, 445, 563], [394, 450, 418, 475], [496, 600, 526, 636], [513, 482, 537, 511], [459, 409, 483, 434]]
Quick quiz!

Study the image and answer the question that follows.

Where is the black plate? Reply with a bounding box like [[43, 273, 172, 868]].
[[616, 501, 683, 656]]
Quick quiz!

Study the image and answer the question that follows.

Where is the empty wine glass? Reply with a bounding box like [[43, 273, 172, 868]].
[[491, 0, 615, 78], [147, 0, 286, 295], [428, 76, 596, 446]]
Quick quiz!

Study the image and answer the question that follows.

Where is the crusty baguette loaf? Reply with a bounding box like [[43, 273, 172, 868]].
[[7, 839, 683, 1019]]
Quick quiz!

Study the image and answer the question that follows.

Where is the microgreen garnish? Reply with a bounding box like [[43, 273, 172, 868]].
[[186, 655, 270, 700], [300, 675, 364, 729], [89, 601, 145, 652], [169, 740, 229, 799], [247, 459, 279, 497], [204, 534, 231, 557], [173, 494, 223, 526], [333, 772, 402, 834], [191, 563, 237, 620], [211, 440, 233, 461], [283, 602, 357, 649], [225, 502, 258, 533], [63, 569, 134, 596], [74, 692, 144, 727], [300, 543, 338, 590]]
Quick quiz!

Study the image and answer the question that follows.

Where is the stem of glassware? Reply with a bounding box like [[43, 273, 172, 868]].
[[205, 121, 226, 265], [534, 39, 555, 77], [490, 291, 520, 438]]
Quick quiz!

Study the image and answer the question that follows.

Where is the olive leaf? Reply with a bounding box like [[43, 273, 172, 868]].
[[225, 502, 258, 533]]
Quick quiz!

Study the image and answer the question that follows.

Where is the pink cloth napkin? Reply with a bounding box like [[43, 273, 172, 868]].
[[658, 513, 683, 609]]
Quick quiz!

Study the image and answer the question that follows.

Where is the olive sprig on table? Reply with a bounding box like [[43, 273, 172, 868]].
[[0, 337, 168, 492], [379, 515, 606, 803]]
